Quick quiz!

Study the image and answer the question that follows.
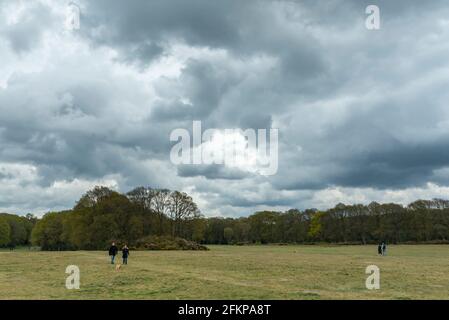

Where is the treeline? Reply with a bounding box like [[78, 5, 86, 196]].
[[206, 200, 449, 245], [0, 213, 36, 248], [4, 186, 449, 250]]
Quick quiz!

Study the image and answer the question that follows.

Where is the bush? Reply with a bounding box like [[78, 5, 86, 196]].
[[136, 235, 209, 251]]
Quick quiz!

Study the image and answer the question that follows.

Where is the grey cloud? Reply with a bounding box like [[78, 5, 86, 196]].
[[177, 164, 251, 180], [79, 0, 247, 60], [1, 0, 449, 216], [1, 2, 56, 54]]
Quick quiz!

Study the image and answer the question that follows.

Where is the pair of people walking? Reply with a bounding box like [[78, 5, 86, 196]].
[[377, 242, 387, 256], [108, 242, 130, 265]]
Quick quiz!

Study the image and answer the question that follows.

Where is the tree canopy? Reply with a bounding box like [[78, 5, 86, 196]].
[[0, 213, 35, 248]]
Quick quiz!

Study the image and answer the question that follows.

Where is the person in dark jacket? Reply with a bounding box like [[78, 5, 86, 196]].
[[109, 242, 118, 264], [122, 245, 130, 265], [377, 243, 382, 255], [382, 242, 387, 256]]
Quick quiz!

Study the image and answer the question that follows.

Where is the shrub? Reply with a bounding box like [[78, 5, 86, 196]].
[[136, 235, 209, 250]]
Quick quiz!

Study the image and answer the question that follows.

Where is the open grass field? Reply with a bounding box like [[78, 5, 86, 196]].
[[1, 245, 449, 300]]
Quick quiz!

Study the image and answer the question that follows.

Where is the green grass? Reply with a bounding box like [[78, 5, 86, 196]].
[[0, 245, 449, 299]]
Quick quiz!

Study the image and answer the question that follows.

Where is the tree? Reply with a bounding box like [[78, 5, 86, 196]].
[[248, 211, 278, 243], [152, 189, 172, 234], [0, 218, 10, 246], [233, 219, 251, 243], [308, 212, 324, 240], [223, 227, 234, 244], [0, 213, 32, 246], [127, 186, 156, 210], [191, 218, 207, 243], [31, 212, 69, 250], [169, 191, 200, 237], [74, 186, 115, 210]]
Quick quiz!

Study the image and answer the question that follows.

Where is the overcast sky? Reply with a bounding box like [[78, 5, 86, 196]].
[[1, 0, 449, 217]]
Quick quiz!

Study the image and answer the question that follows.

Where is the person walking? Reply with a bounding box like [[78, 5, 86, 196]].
[[382, 242, 387, 256], [377, 243, 382, 255], [109, 242, 118, 264], [122, 245, 130, 265]]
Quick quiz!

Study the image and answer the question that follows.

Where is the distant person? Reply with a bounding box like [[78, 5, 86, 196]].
[[377, 243, 382, 255], [122, 245, 130, 265], [109, 242, 118, 264], [382, 242, 387, 256]]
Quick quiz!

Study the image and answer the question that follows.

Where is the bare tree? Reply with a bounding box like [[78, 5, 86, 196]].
[[127, 186, 156, 210], [152, 189, 172, 234], [169, 191, 200, 237]]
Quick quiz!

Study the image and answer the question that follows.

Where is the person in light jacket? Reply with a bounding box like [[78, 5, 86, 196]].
[[381, 242, 387, 256]]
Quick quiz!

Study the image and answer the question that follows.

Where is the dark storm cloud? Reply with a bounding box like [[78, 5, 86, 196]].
[[79, 0, 328, 83], [151, 58, 244, 121], [79, 0, 245, 62]]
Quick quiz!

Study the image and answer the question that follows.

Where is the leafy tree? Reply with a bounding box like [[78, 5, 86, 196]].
[[0, 213, 33, 246], [248, 211, 278, 244], [191, 218, 207, 243], [0, 218, 10, 246], [223, 227, 234, 244], [308, 212, 324, 240], [74, 186, 115, 210], [31, 212, 70, 250]]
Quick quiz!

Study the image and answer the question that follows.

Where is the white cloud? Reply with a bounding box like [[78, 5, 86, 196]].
[[0, 162, 119, 215]]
